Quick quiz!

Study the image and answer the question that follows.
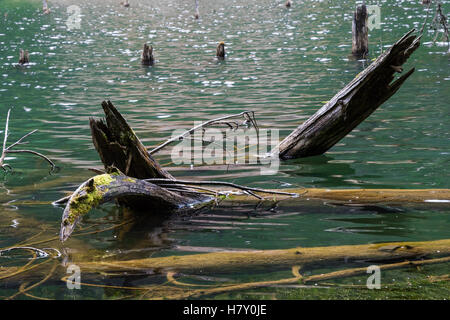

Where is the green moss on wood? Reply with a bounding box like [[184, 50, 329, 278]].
[[66, 174, 116, 224]]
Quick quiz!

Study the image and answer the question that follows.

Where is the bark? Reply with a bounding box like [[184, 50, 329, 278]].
[[75, 238, 450, 274], [352, 4, 369, 57], [59, 173, 212, 241], [141, 44, 154, 66], [90, 100, 173, 180], [277, 29, 421, 159]]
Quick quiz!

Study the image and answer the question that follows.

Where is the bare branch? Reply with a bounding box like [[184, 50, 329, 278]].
[[0, 109, 56, 172], [144, 178, 299, 198], [6, 129, 38, 150], [6, 149, 56, 171], [148, 111, 258, 155]]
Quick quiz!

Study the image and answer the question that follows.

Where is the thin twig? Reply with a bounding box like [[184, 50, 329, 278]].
[[144, 178, 299, 197], [148, 111, 258, 155], [419, 1, 432, 36], [0, 109, 56, 172], [6, 150, 56, 170]]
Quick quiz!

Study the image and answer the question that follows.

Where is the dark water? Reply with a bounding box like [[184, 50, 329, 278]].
[[0, 0, 449, 299]]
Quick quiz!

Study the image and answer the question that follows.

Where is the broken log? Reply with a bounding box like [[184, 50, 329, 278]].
[[277, 29, 421, 159], [90, 101, 172, 180], [352, 4, 369, 57]]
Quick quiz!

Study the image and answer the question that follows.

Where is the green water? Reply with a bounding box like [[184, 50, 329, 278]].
[[0, 0, 449, 299]]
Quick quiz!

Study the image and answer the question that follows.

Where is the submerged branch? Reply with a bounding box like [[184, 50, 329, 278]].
[[75, 238, 450, 275]]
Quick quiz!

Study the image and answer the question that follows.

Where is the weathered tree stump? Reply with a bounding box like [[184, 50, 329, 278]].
[[141, 44, 154, 66], [277, 29, 421, 159], [352, 4, 369, 57], [216, 42, 225, 59], [90, 101, 172, 180], [18, 49, 29, 65]]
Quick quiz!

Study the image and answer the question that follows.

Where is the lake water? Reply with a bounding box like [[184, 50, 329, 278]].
[[0, 0, 449, 299]]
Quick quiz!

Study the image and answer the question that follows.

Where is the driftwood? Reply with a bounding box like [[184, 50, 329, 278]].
[[277, 29, 421, 159]]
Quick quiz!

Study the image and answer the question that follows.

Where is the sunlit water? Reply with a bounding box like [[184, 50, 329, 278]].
[[0, 0, 449, 299]]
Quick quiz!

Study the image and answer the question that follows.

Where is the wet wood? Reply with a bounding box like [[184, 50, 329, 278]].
[[76, 238, 450, 274], [59, 173, 211, 241], [227, 187, 450, 203], [352, 4, 369, 57], [141, 44, 154, 66], [56, 170, 450, 241], [216, 42, 225, 59], [90, 100, 173, 180], [18, 49, 29, 65], [277, 29, 421, 159]]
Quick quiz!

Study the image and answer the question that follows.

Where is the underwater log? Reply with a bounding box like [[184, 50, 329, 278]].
[[277, 29, 421, 159], [75, 238, 450, 274]]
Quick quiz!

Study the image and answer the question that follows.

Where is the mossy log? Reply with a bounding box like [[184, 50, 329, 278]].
[[75, 238, 450, 274], [277, 29, 421, 159], [57, 170, 450, 241], [59, 172, 212, 241]]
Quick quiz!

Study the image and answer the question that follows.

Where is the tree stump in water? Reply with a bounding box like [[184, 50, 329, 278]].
[[141, 44, 154, 66], [216, 42, 225, 59], [352, 4, 369, 58], [277, 29, 421, 159], [18, 49, 29, 65]]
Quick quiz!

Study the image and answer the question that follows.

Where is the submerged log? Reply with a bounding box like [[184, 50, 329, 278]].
[[352, 4, 369, 57], [57, 169, 450, 241], [76, 238, 450, 274], [277, 29, 421, 159]]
